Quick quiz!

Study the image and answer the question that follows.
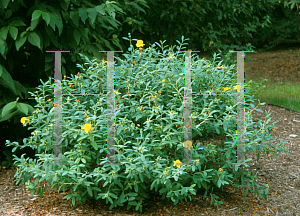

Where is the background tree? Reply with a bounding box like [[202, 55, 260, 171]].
[[0, 0, 149, 166]]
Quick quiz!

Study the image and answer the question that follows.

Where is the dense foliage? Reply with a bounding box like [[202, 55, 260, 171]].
[[6, 35, 289, 211]]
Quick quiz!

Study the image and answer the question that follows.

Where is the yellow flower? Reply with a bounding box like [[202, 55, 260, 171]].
[[21, 117, 30, 125], [233, 85, 241, 92], [219, 168, 223, 173], [81, 123, 93, 133], [222, 87, 231, 92], [173, 159, 182, 168], [162, 79, 165, 83], [136, 40, 145, 48], [183, 140, 193, 150], [139, 147, 142, 151]]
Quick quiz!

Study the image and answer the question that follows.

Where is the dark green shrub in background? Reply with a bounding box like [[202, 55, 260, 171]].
[[116, 0, 278, 58], [251, 0, 300, 51], [0, 0, 149, 166]]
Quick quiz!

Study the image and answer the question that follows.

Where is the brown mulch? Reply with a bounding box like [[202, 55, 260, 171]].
[[1, 41, 300, 215]]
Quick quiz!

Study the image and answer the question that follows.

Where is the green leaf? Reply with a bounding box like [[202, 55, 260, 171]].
[[87, 7, 97, 25], [87, 186, 93, 197], [127, 192, 137, 197], [135, 114, 143, 121], [39, 187, 43, 198], [32, 10, 43, 20], [15, 34, 27, 51], [70, 11, 80, 27], [138, 173, 143, 183], [109, 192, 118, 199], [241, 175, 245, 185], [95, 5, 106, 15], [0, 38, 8, 58], [13, 80, 31, 99], [104, 16, 120, 29], [0, 26, 9, 40], [12, 146, 17, 152], [73, 29, 81, 45], [16, 102, 29, 115], [111, 39, 122, 50], [165, 179, 172, 188], [5, 9, 12, 20], [107, 196, 113, 204], [72, 196, 75, 206], [0, 109, 20, 122], [9, 19, 27, 27], [128, 201, 138, 206], [159, 188, 168, 193], [30, 17, 40, 31], [132, 2, 146, 14], [1, 0, 10, 9], [223, 121, 227, 132], [254, 108, 263, 113], [118, 0, 126, 8], [81, 158, 86, 163], [243, 189, 248, 197], [91, 140, 98, 150], [63, 194, 72, 200], [45, 53, 53, 63], [75, 158, 80, 164], [0, 65, 17, 95], [28, 32, 41, 49], [163, 124, 172, 132], [60, 0, 71, 11], [48, 12, 63, 35], [78, 27, 88, 41], [42, 12, 51, 26], [92, 187, 101, 192], [77, 135, 88, 142], [78, 8, 88, 24], [105, 4, 114, 14], [44, 62, 53, 72]]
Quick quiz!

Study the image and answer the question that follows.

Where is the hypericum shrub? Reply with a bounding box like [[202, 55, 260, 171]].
[[6, 33, 289, 212]]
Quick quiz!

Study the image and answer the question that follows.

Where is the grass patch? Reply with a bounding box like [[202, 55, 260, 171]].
[[245, 78, 300, 112]]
